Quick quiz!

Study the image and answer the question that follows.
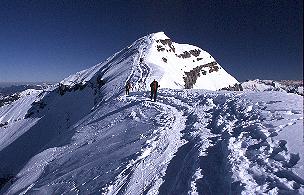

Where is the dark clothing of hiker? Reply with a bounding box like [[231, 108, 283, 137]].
[[125, 82, 131, 95], [150, 80, 160, 101]]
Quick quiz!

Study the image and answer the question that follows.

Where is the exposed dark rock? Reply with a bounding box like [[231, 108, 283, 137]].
[[209, 65, 219, 73], [160, 39, 172, 46], [0, 94, 20, 107], [25, 111, 34, 118], [162, 57, 168, 63], [189, 49, 201, 57], [59, 81, 88, 96], [157, 39, 175, 52], [177, 49, 201, 59], [157, 45, 165, 52], [183, 61, 220, 89], [178, 51, 191, 59], [32, 101, 47, 109], [58, 83, 67, 96], [220, 83, 243, 91], [0, 122, 8, 128]]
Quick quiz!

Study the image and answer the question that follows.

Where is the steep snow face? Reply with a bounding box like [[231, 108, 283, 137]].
[[0, 89, 41, 124], [0, 86, 95, 181], [0, 89, 42, 151], [59, 35, 152, 102], [60, 32, 238, 91], [145, 32, 238, 90]]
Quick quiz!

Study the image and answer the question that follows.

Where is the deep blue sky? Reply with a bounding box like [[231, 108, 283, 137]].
[[0, 0, 302, 82]]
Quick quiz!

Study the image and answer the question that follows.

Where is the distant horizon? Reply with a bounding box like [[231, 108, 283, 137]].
[[0, 81, 56, 88], [0, 1, 302, 82], [0, 81, 57, 84], [0, 77, 303, 87]]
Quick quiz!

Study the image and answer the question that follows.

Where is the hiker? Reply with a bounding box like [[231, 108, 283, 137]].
[[150, 79, 160, 101], [125, 82, 132, 95]]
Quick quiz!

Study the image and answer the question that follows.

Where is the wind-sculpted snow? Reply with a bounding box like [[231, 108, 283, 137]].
[[1, 89, 303, 194]]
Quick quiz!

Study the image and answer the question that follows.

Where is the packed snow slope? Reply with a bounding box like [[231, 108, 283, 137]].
[[0, 32, 303, 194], [1, 90, 303, 194]]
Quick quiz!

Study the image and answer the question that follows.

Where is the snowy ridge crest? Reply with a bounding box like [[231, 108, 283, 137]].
[[59, 32, 238, 92]]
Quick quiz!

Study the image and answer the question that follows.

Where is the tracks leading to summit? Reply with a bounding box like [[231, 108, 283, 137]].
[[106, 90, 304, 194], [126, 38, 151, 91]]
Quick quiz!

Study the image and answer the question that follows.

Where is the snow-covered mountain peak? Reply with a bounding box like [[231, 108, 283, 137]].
[[1, 33, 303, 195], [59, 32, 238, 97], [150, 31, 170, 40]]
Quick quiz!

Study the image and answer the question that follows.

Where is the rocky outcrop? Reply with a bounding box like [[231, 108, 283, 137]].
[[156, 39, 175, 52], [183, 61, 220, 89], [220, 83, 243, 91], [176, 49, 201, 59], [0, 94, 20, 107]]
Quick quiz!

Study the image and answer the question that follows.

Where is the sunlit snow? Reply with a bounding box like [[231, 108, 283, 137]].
[[0, 32, 303, 195]]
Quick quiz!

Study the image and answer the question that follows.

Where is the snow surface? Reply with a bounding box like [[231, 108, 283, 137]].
[[144, 32, 238, 90], [1, 90, 303, 194], [242, 79, 303, 96], [0, 32, 303, 195], [59, 32, 238, 91]]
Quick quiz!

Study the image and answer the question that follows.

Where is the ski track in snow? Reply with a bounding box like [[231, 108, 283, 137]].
[[126, 37, 151, 91]]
